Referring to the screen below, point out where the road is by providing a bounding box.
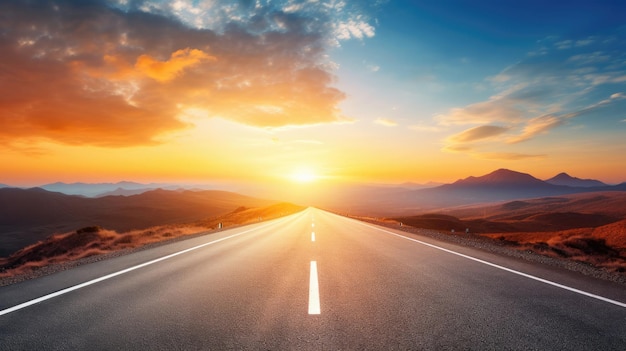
[1,207,626,349]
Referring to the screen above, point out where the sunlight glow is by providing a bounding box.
[290,168,319,183]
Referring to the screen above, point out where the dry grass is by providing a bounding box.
[0,203,304,278]
[482,225,626,273]
[394,194,626,273]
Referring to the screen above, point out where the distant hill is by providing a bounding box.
[40,181,177,197]
[95,187,160,197]
[439,192,626,220]
[0,184,10,189]
[0,188,275,257]
[395,181,443,190]
[396,191,626,235]
[545,172,607,187]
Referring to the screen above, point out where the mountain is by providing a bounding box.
[39,181,176,197]
[95,187,160,197]
[411,169,576,208]
[0,184,11,189]
[397,181,443,190]
[545,172,607,187]
[451,168,547,186]
[0,188,275,257]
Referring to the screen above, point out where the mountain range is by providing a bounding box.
[314,169,626,215]
[38,181,187,197]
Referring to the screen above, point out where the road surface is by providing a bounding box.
[1,208,625,349]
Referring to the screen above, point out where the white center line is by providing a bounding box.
[312,223,315,227]
[308,261,321,314]
[311,231,316,242]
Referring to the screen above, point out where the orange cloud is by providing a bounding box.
[448,125,509,143]
[374,118,398,127]
[507,115,563,144]
[135,48,216,82]
[436,99,526,126]
[473,152,546,160]
[0,1,350,148]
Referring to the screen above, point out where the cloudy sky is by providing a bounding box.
[1,0,625,188]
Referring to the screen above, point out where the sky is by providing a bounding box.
[1,0,626,191]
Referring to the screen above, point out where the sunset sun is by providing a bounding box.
[289,168,319,183]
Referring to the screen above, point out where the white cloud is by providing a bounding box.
[374,118,397,127]
[366,64,380,72]
[436,33,626,159]
[555,40,573,50]
[335,20,375,40]
[575,39,594,47]
[568,51,611,64]
[409,124,443,132]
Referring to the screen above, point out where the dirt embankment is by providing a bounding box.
[0,203,304,285]
[392,210,626,275]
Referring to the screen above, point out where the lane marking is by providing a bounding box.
[308,261,321,314]
[312,223,315,228]
[311,231,316,242]
[352,220,626,309]
[0,220,282,317]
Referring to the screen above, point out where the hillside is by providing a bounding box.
[440,192,626,220]
[0,188,275,257]
[0,203,305,280]
[394,191,626,272]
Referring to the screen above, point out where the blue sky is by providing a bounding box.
[329,0,626,181]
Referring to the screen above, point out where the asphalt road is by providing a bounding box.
[1,208,626,350]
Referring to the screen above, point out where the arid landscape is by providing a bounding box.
[2,168,625,281]
[392,191,626,272]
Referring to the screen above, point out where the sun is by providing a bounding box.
[289,168,319,183]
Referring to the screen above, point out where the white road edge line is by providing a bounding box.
[308,261,321,314]
[0,220,280,317]
[353,220,626,309]
[311,231,316,242]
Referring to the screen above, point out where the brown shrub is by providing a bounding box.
[113,234,133,245]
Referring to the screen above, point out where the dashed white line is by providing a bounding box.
[308,261,321,314]
[311,231,316,242]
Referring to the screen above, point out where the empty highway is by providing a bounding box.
[1,208,625,350]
